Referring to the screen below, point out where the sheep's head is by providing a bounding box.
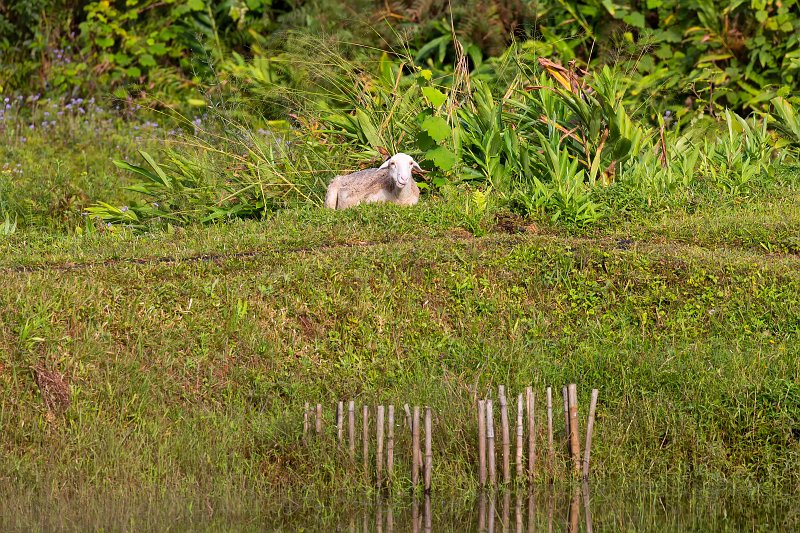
[379,153,423,188]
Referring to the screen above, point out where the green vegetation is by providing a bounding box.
[1,0,800,528]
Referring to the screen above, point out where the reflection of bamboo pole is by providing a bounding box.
[316,403,323,436]
[387,498,394,533]
[337,401,344,444]
[502,491,510,533]
[527,490,535,533]
[424,494,432,533]
[547,490,553,533]
[478,491,487,532]
[412,407,421,487]
[546,388,554,474]
[387,405,395,485]
[488,491,496,533]
[377,495,384,533]
[499,386,510,484]
[478,400,487,486]
[583,389,599,480]
[363,405,370,477]
[377,405,385,486]
[568,384,581,473]
[424,407,433,493]
[516,393,524,480]
[567,486,580,533]
[486,400,496,487]
[348,401,355,459]
[582,481,594,533]
[526,387,535,480]
[412,496,420,533]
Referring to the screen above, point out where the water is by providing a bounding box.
[3,482,796,531]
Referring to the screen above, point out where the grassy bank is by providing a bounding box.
[1,181,799,525]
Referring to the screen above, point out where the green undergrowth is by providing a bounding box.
[1,196,799,525]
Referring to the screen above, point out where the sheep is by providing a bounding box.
[324,153,423,210]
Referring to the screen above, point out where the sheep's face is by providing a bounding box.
[380,153,422,188]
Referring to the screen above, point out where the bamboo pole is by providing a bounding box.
[424,407,432,493]
[582,389,599,480]
[546,387,554,474]
[486,399,496,486]
[348,400,355,460]
[316,403,323,436]
[478,399,487,486]
[568,384,581,473]
[337,401,344,444]
[515,491,523,533]
[561,387,569,453]
[303,402,309,441]
[363,405,370,477]
[526,387,535,480]
[412,406,421,487]
[405,403,420,470]
[387,405,395,485]
[499,386,510,484]
[516,393,524,480]
[377,405,385,486]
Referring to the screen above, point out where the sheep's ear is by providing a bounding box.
[379,158,393,169]
[411,161,426,173]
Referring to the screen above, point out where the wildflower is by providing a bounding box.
[121,206,129,212]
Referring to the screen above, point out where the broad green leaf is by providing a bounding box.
[422,87,447,108]
[420,116,451,142]
[426,146,457,171]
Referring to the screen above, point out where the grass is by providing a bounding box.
[1,187,799,526]
[2,98,800,529]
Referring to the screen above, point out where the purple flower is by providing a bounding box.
[121,206,129,212]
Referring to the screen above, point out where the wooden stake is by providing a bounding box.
[424,407,432,493]
[362,405,370,477]
[516,393,524,480]
[377,405,385,486]
[387,405,395,485]
[515,491,523,533]
[304,402,309,441]
[478,400,487,486]
[348,400,355,460]
[568,384,580,473]
[412,497,420,533]
[546,387,554,473]
[502,491,510,531]
[478,491,486,532]
[486,399,496,487]
[582,389,599,480]
[562,386,569,453]
[316,403,323,436]
[582,481,594,533]
[412,406,421,487]
[526,387,535,480]
[337,401,344,444]
[499,386,510,484]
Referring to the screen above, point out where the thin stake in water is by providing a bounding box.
[424,407,432,493]
[526,387,535,480]
[516,393,524,480]
[387,405,395,485]
[348,400,355,460]
[582,389,599,480]
[486,399,496,487]
[499,385,510,484]
[478,399,487,486]
[377,405,385,486]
